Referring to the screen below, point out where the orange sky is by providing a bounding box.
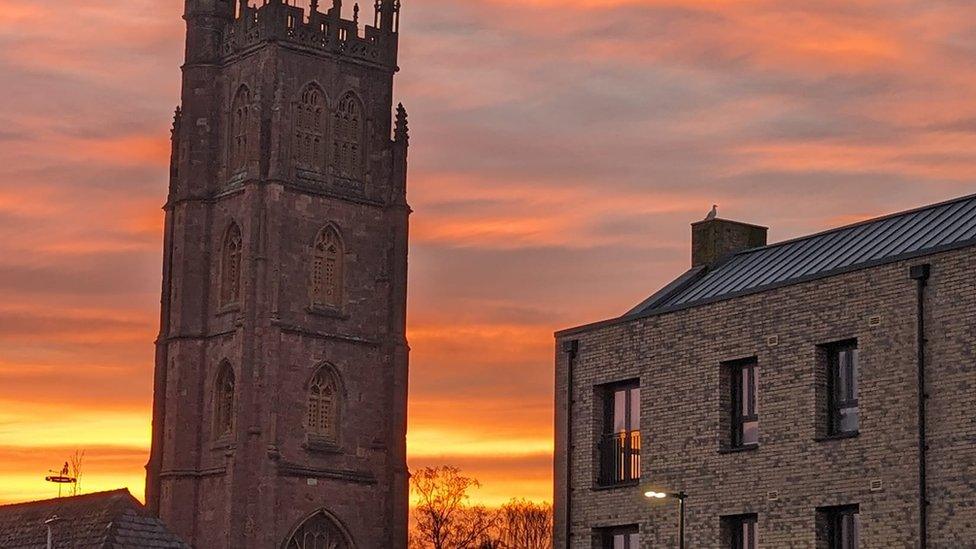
[2,0,976,507]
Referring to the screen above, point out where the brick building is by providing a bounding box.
[554,194,976,547]
[145,1,410,547]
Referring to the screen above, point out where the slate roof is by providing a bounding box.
[0,489,190,549]
[624,192,976,319]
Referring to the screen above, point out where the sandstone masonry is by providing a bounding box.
[145,1,410,547]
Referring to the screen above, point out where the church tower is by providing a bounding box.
[146,0,410,547]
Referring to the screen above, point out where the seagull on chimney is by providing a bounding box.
[705,205,718,220]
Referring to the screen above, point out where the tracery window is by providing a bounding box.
[311,226,343,309]
[214,362,236,438]
[307,365,340,443]
[285,510,350,549]
[221,223,243,307]
[332,93,364,180]
[230,86,251,171]
[296,84,327,172]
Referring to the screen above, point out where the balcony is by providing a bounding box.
[599,430,641,486]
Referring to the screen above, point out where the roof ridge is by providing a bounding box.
[728,191,976,258]
[0,489,134,510]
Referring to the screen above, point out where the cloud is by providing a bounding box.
[3,0,976,508]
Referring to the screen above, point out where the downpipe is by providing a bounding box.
[909,263,930,549]
[562,339,579,548]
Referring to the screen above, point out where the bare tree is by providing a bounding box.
[411,466,500,549]
[498,499,552,549]
[69,449,85,496]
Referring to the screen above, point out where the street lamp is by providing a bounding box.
[645,490,688,549]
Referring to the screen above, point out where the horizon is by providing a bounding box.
[3,0,976,508]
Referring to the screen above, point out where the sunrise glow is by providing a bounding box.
[2,0,976,511]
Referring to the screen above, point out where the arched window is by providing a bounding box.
[214,362,236,438]
[295,84,327,172]
[307,365,340,443]
[221,222,243,306]
[311,225,343,309]
[332,93,364,180]
[231,86,251,171]
[284,510,351,549]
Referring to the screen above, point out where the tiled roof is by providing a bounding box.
[0,489,189,549]
[628,192,976,317]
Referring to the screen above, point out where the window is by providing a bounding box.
[230,86,250,171]
[598,382,640,486]
[730,359,759,448]
[295,84,327,172]
[722,514,758,549]
[220,223,243,307]
[307,365,340,443]
[827,341,859,435]
[332,93,363,179]
[597,525,639,549]
[285,510,351,549]
[311,225,344,309]
[818,505,859,549]
[214,362,235,438]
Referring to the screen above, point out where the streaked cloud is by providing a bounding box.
[2,0,976,507]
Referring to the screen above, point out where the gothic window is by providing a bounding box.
[285,510,351,549]
[231,86,251,171]
[221,222,243,307]
[295,84,327,172]
[311,226,344,309]
[214,362,236,438]
[307,365,340,443]
[332,93,364,180]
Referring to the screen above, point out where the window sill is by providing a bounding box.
[591,480,640,492]
[217,303,241,316]
[719,444,759,455]
[304,437,342,454]
[815,432,860,443]
[306,305,349,320]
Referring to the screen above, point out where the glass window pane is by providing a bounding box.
[741,368,750,415]
[850,349,859,399]
[742,420,759,445]
[837,352,850,399]
[752,367,759,415]
[614,390,627,433]
[630,388,640,431]
[852,512,860,548]
[841,515,852,549]
[840,407,859,433]
[613,534,625,549]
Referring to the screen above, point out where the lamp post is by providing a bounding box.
[645,490,688,549]
[44,515,60,549]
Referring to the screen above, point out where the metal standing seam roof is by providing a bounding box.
[628,192,976,317]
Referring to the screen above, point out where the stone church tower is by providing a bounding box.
[145,1,410,547]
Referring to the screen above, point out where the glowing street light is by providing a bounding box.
[645,489,688,549]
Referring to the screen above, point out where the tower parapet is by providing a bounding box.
[223,0,400,68]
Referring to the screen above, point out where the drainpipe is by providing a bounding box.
[909,263,930,549]
[561,339,579,548]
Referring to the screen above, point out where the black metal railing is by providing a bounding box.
[599,430,641,486]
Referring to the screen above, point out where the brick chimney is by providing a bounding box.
[692,217,768,267]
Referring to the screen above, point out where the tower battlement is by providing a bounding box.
[222,0,400,68]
